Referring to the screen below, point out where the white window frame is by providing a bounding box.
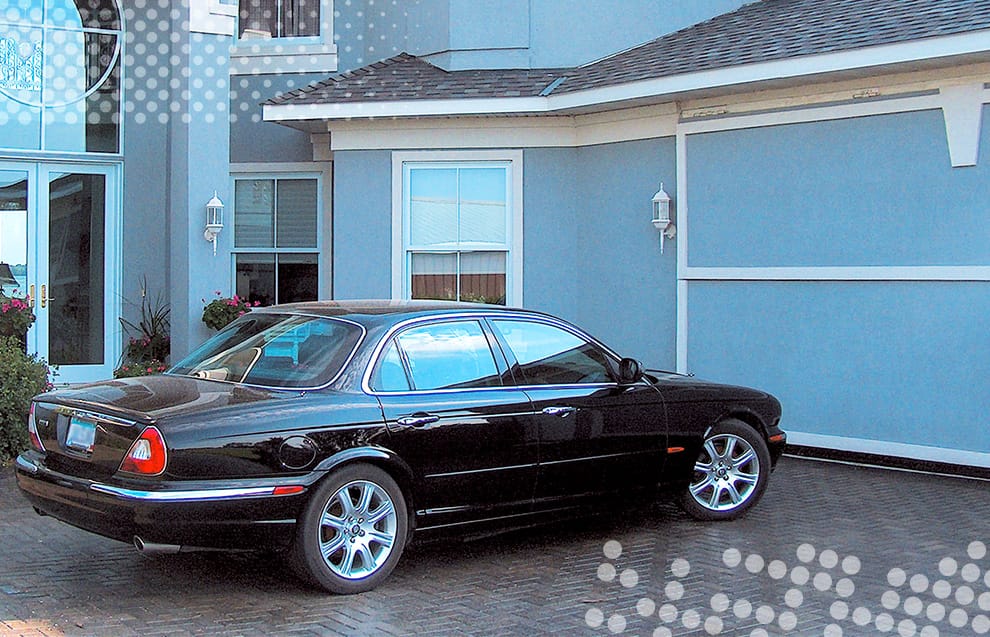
[229,167,327,303]
[391,150,524,307]
[229,0,337,75]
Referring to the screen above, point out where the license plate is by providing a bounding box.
[65,417,96,453]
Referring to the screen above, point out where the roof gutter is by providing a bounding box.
[264,29,990,123]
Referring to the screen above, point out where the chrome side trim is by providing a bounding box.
[15,455,38,474]
[89,484,292,502]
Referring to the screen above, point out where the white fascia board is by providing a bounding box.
[265,30,990,124]
[264,97,550,122]
[681,266,990,282]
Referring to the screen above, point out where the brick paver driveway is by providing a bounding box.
[2,456,988,636]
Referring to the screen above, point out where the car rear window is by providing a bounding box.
[169,313,363,388]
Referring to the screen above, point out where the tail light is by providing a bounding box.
[27,403,45,452]
[118,426,168,476]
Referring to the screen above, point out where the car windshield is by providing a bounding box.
[169,313,363,389]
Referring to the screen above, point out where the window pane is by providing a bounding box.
[493,320,613,385]
[0,173,28,296]
[371,341,410,392]
[282,0,320,36]
[234,179,275,248]
[277,253,318,303]
[235,253,275,306]
[397,321,500,390]
[275,178,317,248]
[458,168,506,245]
[459,251,505,305]
[410,252,456,301]
[409,168,457,246]
[238,0,277,38]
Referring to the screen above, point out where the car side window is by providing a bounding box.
[371,341,411,392]
[379,320,501,391]
[491,320,613,385]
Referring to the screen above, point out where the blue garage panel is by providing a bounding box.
[687,107,990,268]
[687,280,990,453]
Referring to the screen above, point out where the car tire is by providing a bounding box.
[290,463,408,594]
[679,419,771,521]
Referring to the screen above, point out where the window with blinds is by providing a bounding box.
[232,177,319,306]
[403,164,511,305]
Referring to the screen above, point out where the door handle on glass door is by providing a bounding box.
[28,284,35,308]
[542,406,577,417]
[41,284,54,308]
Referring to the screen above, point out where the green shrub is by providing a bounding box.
[0,336,53,463]
[114,359,168,378]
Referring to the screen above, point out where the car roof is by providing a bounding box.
[252,299,545,326]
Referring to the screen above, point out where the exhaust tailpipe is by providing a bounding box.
[133,536,182,555]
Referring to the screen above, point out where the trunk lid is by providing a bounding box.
[31,374,287,481]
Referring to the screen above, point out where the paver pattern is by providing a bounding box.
[1,456,988,636]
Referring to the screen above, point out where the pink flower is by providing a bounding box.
[253,301,261,306]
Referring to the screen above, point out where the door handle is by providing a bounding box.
[28,284,35,308]
[397,413,440,427]
[41,284,54,308]
[542,406,577,417]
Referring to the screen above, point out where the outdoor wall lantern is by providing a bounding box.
[204,191,224,255]
[651,182,676,254]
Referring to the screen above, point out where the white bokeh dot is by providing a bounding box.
[973,615,990,635]
[836,577,855,598]
[919,626,938,637]
[969,541,987,560]
[607,614,626,634]
[796,543,816,563]
[745,554,765,574]
[784,588,803,608]
[779,611,797,631]
[882,590,901,610]
[853,606,872,626]
[820,550,839,569]
[637,598,656,617]
[733,598,752,619]
[927,602,946,622]
[962,563,981,583]
[814,572,833,591]
[671,558,690,578]
[722,548,741,568]
[889,568,908,587]
[825,625,843,637]
[932,580,951,599]
[586,608,604,628]
[940,558,958,578]
[910,574,929,593]
[768,560,787,579]
[876,613,895,632]
[619,568,638,588]
[790,566,810,586]
[957,585,975,606]
[658,603,678,623]
[597,563,616,582]
[682,609,701,630]
[904,596,923,616]
[755,605,775,625]
[711,593,730,613]
[831,601,849,620]
[949,608,968,628]
[898,619,917,637]
[653,628,672,637]
[665,580,684,601]
[704,616,723,635]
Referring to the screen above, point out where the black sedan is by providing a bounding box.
[15,301,785,594]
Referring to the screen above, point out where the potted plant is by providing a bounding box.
[202,292,260,331]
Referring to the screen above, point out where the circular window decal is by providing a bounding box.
[0,0,123,109]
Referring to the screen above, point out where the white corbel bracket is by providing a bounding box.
[940,83,985,167]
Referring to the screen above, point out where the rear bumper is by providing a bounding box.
[15,452,311,551]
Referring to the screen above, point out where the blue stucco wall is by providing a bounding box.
[683,107,990,454]
[332,150,393,299]
[687,108,990,267]
[526,140,679,368]
[688,281,990,452]
[330,138,678,368]
[229,74,328,163]
[332,0,751,71]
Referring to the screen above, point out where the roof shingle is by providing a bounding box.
[267,0,990,108]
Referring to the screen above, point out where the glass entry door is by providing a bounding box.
[0,162,118,383]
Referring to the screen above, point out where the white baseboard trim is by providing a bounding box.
[786,431,990,469]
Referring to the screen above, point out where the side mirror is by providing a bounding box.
[618,358,644,384]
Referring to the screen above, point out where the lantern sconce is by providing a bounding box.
[651,182,676,254]
[204,191,224,256]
